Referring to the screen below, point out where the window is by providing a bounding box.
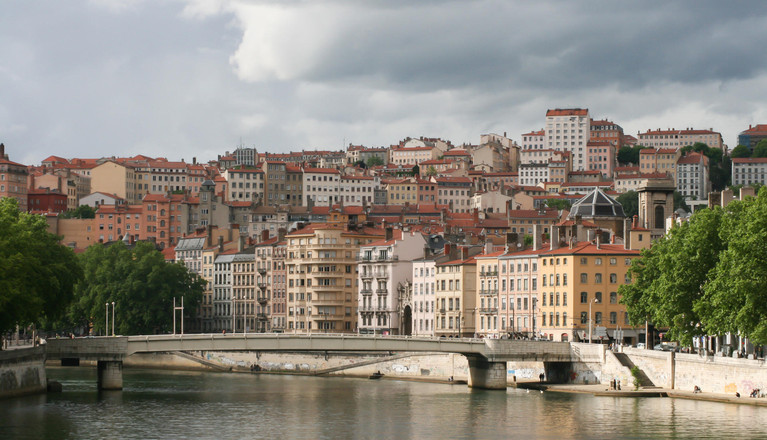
[580,312,587,324]
[595,292,603,303]
[610,292,617,304]
[610,312,617,324]
[580,292,587,303]
[595,312,602,324]
[595,258,602,265]
[595,273,602,283]
[580,273,588,283]
[610,273,617,283]
[580,257,587,265]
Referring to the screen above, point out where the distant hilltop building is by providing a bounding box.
[737,124,767,152]
[637,128,723,150]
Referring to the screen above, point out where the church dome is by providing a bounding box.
[567,187,626,219]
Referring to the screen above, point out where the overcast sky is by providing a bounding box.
[3,0,767,165]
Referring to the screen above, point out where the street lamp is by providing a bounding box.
[105,302,109,337]
[111,301,115,336]
[588,298,600,344]
[532,297,537,339]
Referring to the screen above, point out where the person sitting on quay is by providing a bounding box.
[693,385,702,394]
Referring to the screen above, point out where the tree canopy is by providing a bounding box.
[620,187,767,345]
[59,204,96,219]
[616,191,639,218]
[545,198,571,210]
[679,142,730,191]
[366,156,384,167]
[731,145,751,159]
[0,198,82,339]
[67,241,205,335]
[617,145,648,166]
[752,139,767,158]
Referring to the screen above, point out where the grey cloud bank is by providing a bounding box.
[1,0,767,165]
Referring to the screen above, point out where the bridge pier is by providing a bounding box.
[467,356,507,390]
[97,360,123,390]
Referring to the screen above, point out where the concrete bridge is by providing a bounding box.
[45,334,605,390]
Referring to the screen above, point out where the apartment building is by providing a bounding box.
[589,119,624,147]
[389,146,439,166]
[357,229,426,335]
[90,160,139,204]
[518,163,550,187]
[474,251,502,337]
[286,224,384,334]
[738,124,767,151]
[545,108,591,171]
[521,130,545,150]
[435,249,477,337]
[637,128,723,150]
[732,157,767,186]
[224,168,264,203]
[499,248,539,337]
[142,193,185,248]
[94,204,143,243]
[639,148,681,180]
[264,162,303,207]
[303,167,341,206]
[434,177,473,213]
[213,250,237,332]
[676,152,709,201]
[586,141,615,177]
[384,177,418,205]
[538,238,640,343]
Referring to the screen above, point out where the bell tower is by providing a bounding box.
[638,179,675,240]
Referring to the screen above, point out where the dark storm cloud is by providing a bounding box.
[2,0,767,164]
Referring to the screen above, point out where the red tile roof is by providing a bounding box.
[546,108,588,117]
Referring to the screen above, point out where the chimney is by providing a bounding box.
[193,157,197,165]
[0,143,4,159]
[444,243,452,256]
[218,236,224,253]
[586,229,595,242]
[473,208,479,223]
[533,224,541,250]
[596,231,601,250]
[624,218,632,250]
[278,228,287,241]
[485,239,493,255]
[207,224,213,247]
[505,232,518,252]
[550,225,560,250]
[385,227,394,241]
[460,246,469,260]
[261,229,270,243]
[238,234,245,252]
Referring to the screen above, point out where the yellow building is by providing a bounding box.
[435,253,477,337]
[286,224,383,333]
[474,251,503,337]
[383,177,418,205]
[537,242,640,343]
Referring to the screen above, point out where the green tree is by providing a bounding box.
[752,139,767,158]
[730,145,751,159]
[619,207,726,345]
[617,145,648,166]
[701,188,767,343]
[545,198,571,210]
[0,198,82,343]
[59,204,96,219]
[411,165,420,176]
[425,166,438,177]
[673,191,690,212]
[616,191,639,218]
[69,241,205,335]
[366,156,384,167]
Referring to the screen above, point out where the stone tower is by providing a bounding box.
[638,179,675,240]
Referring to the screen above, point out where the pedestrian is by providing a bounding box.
[539,373,545,382]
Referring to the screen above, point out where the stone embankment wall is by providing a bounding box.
[621,347,767,394]
[0,346,46,398]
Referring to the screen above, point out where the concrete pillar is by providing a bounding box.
[97,360,123,390]
[467,357,507,390]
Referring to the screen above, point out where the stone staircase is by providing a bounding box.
[613,352,657,388]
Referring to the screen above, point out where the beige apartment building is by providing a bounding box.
[637,128,723,150]
[286,224,384,333]
[639,148,681,180]
[90,160,140,204]
[435,251,477,337]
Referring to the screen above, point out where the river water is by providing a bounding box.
[1,367,766,439]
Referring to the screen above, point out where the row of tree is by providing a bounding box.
[730,139,767,159]
[0,198,204,344]
[619,187,767,345]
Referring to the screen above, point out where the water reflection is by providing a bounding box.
[0,367,766,440]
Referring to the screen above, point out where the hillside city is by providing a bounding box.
[2,108,767,346]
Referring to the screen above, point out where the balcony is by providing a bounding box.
[439,308,446,314]
[374,272,389,279]
[257,297,268,305]
[257,313,268,321]
[360,288,373,295]
[480,289,499,296]
[258,283,267,290]
[359,304,376,312]
[375,289,388,295]
[479,307,498,314]
[257,268,267,275]
[313,284,341,291]
[360,272,374,280]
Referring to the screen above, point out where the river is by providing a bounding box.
[1,367,766,439]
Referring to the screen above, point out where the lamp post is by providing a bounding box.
[588,298,599,344]
[105,302,109,337]
[111,301,115,336]
[532,297,537,339]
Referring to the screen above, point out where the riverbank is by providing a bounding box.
[0,346,46,398]
[514,381,767,407]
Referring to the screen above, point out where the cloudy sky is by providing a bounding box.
[2,0,767,165]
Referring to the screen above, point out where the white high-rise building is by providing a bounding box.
[544,108,591,171]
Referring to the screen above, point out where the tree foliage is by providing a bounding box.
[617,145,649,166]
[68,241,205,335]
[679,142,729,191]
[620,188,767,345]
[731,145,751,159]
[673,191,690,212]
[545,198,571,210]
[753,139,767,158]
[0,198,82,338]
[366,156,384,167]
[616,191,639,218]
[59,204,96,219]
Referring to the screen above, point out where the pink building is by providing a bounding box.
[586,141,615,178]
